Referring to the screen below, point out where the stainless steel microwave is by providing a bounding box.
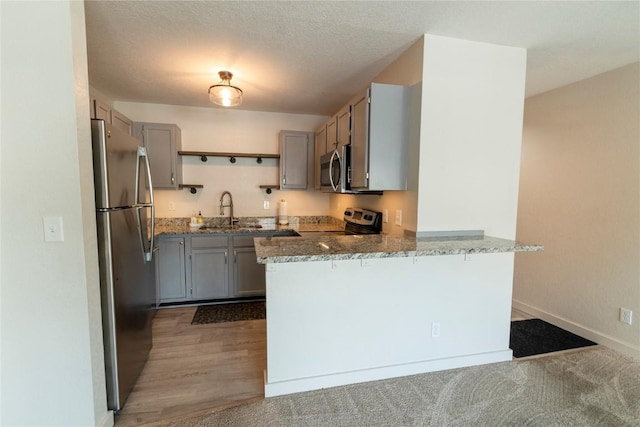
[320,145,350,193]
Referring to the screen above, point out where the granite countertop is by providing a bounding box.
[254,234,543,263]
[154,220,344,236]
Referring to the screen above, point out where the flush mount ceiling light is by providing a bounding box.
[208,71,243,107]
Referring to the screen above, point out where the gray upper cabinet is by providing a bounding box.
[92,98,111,122]
[336,104,351,147]
[350,83,409,191]
[91,98,133,135]
[91,97,133,136]
[133,122,183,189]
[326,116,337,151]
[280,130,310,190]
[314,125,327,189]
[111,110,133,136]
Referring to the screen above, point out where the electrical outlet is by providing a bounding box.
[263,200,270,209]
[168,201,176,211]
[395,209,402,226]
[619,308,633,325]
[464,253,473,261]
[383,209,389,223]
[431,322,441,338]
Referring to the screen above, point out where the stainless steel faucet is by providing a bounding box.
[219,191,235,226]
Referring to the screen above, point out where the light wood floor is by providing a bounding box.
[115,307,266,426]
[116,306,534,426]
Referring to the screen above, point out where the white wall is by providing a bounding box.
[265,252,515,396]
[114,102,330,219]
[514,63,640,358]
[418,35,526,238]
[1,2,110,426]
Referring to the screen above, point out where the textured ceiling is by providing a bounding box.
[84,1,640,116]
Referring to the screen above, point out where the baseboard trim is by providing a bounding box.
[512,299,640,360]
[96,410,114,427]
[265,350,512,397]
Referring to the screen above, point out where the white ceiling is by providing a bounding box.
[84,1,640,116]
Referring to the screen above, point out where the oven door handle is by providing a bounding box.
[329,149,340,192]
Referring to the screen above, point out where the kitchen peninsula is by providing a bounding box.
[254,233,542,397]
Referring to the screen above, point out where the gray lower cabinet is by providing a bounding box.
[190,235,229,300]
[191,249,229,299]
[132,122,183,189]
[156,236,187,303]
[157,232,285,304]
[232,236,265,296]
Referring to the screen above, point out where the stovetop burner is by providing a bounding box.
[343,208,382,235]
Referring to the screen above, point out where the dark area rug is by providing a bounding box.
[191,301,265,325]
[510,318,596,358]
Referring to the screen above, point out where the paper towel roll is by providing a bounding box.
[278,199,288,225]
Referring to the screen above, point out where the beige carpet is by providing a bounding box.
[152,346,640,426]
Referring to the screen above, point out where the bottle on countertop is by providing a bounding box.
[278,199,288,225]
[197,210,204,224]
[190,211,197,226]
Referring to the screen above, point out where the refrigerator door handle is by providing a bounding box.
[135,146,155,263]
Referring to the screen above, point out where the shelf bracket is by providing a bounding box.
[200,155,208,162]
[259,185,280,194]
[179,184,203,194]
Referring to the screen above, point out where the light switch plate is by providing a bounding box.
[395,210,402,226]
[43,216,64,242]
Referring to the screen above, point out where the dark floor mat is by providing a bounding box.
[510,318,596,358]
[191,301,265,325]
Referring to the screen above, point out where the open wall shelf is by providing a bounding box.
[178,184,204,194]
[259,185,280,194]
[179,151,280,164]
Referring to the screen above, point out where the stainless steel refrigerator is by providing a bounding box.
[91,119,157,412]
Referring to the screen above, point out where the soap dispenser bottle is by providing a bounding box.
[197,210,204,224]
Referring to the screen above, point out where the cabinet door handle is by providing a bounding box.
[179,241,183,245]
[171,173,175,184]
[224,251,228,264]
[234,250,237,263]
